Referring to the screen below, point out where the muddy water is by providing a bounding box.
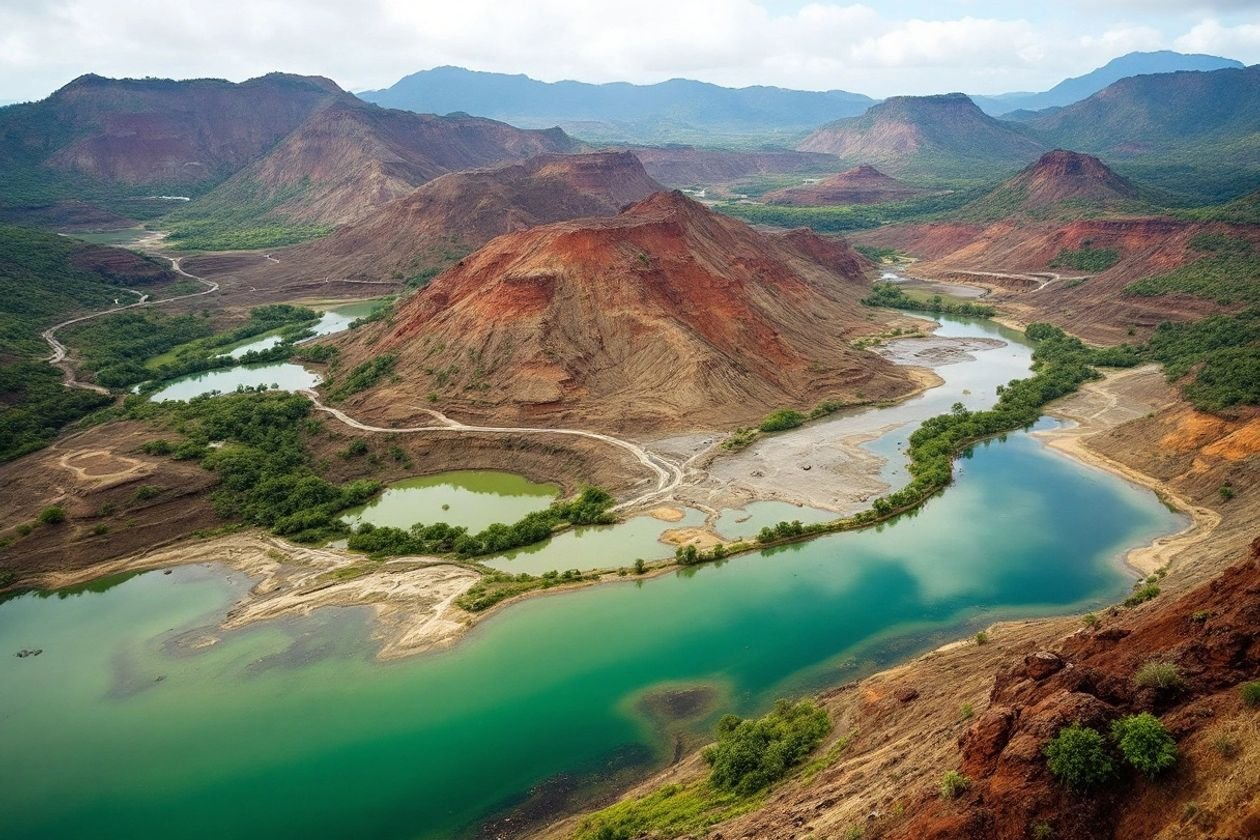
[1,309,1187,839]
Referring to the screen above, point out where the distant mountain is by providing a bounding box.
[958,150,1146,220]
[763,165,933,206]
[0,73,343,190]
[626,146,840,187]
[797,93,1044,180]
[1028,65,1260,157]
[179,97,576,229]
[359,66,875,142]
[972,51,1244,116]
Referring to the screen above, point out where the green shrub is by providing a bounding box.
[1125,582,1161,607]
[341,439,369,458]
[1044,724,1114,790]
[939,770,970,800]
[1134,661,1185,693]
[37,506,66,525]
[758,409,805,433]
[704,699,830,795]
[974,631,990,646]
[1242,681,1260,707]
[1111,713,1177,777]
[133,484,162,501]
[1050,246,1120,272]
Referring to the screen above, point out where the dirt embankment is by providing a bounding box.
[0,415,645,585]
[854,219,1259,344]
[539,367,1260,840]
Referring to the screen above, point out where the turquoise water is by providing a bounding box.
[0,430,1182,840]
[146,300,382,400]
[0,311,1186,838]
[341,470,559,532]
[484,508,708,574]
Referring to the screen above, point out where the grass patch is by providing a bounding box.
[863,281,995,317]
[1050,245,1120,272]
[1125,234,1260,306]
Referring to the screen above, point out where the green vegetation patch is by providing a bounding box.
[1045,724,1114,790]
[573,699,828,840]
[1050,245,1120,272]
[325,354,398,401]
[128,390,380,542]
[347,487,614,563]
[63,310,215,388]
[1145,308,1260,412]
[1112,713,1177,778]
[863,281,995,317]
[717,187,983,233]
[1125,234,1260,306]
[163,180,332,251]
[758,409,805,433]
[0,362,112,463]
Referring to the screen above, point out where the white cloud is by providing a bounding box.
[1175,18,1260,61]
[0,1,1250,103]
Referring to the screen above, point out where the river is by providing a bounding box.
[0,309,1185,839]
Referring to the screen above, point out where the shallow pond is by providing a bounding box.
[341,470,559,532]
[146,300,384,400]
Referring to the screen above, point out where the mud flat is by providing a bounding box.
[688,326,1016,514]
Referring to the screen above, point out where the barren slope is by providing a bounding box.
[248,152,661,285]
[764,165,934,206]
[192,99,579,227]
[333,191,916,432]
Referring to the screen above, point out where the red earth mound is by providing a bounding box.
[333,191,918,432]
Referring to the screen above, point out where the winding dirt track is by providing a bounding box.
[40,254,682,509]
[300,390,684,510]
[42,257,219,392]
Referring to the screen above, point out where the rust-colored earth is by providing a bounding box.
[333,190,918,433]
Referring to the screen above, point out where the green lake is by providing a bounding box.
[0,311,1186,838]
[145,300,384,401]
[341,470,559,532]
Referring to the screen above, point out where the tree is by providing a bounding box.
[1044,724,1114,790]
[37,505,66,525]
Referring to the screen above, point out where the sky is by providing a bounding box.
[1,0,1259,102]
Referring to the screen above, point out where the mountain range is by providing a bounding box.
[359,66,875,143]
[971,50,1244,115]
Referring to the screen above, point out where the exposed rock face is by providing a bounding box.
[334,191,916,432]
[269,152,661,282]
[797,93,1044,176]
[887,552,1260,840]
[764,165,932,206]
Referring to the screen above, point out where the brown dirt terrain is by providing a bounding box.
[538,368,1260,840]
[764,165,934,206]
[192,152,661,290]
[855,219,1258,343]
[199,98,578,227]
[0,414,646,587]
[332,190,918,433]
[626,147,841,188]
